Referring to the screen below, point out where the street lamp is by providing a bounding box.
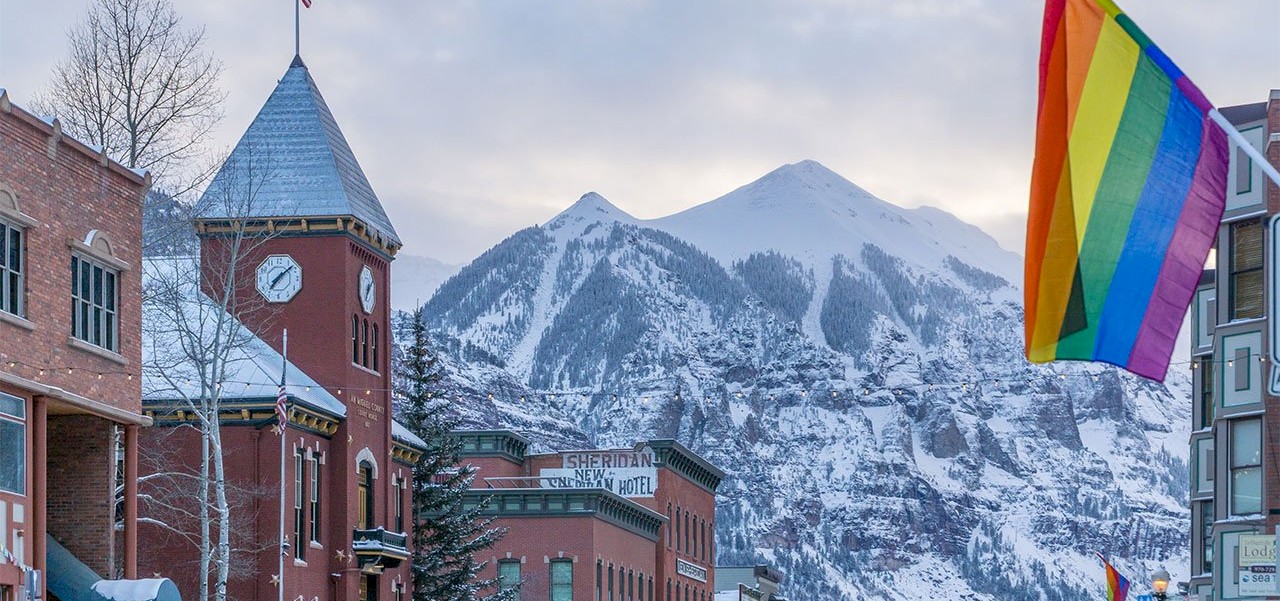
[1152,568,1171,601]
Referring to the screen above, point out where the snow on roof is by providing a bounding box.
[391,420,427,449]
[196,55,400,246]
[91,579,181,601]
[141,256,345,417]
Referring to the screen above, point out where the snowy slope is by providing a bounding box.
[410,160,1192,601]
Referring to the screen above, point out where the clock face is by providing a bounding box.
[256,255,302,303]
[359,265,375,314]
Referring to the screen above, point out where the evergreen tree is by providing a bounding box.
[399,307,516,601]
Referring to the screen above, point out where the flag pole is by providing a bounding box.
[1209,109,1280,188]
[294,0,300,57]
[278,328,288,601]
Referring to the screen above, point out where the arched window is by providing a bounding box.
[675,507,681,552]
[351,315,359,364]
[637,572,643,601]
[666,503,673,547]
[361,319,370,367]
[596,560,602,601]
[700,519,706,560]
[608,563,614,601]
[357,461,374,529]
[684,512,690,554]
[372,324,380,372]
[692,513,698,559]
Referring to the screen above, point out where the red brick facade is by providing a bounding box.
[458,431,723,601]
[0,90,148,594]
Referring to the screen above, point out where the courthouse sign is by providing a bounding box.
[540,447,658,498]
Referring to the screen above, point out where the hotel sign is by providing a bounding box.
[1238,534,1278,596]
[676,559,707,583]
[539,447,658,498]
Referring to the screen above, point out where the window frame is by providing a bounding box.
[1228,220,1264,321]
[550,559,573,601]
[0,392,25,495]
[1230,418,1263,515]
[1199,356,1214,429]
[70,254,120,352]
[0,218,24,318]
[497,560,521,597]
[357,461,374,529]
[309,454,321,545]
[294,451,306,561]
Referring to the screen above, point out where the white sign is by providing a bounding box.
[1239,566,1277,596]
[540,447,658,498]
[1240,534,1277,567]
[676,559,707,583]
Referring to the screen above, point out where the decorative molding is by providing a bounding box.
[0,184,37,228]
[0,310,34,331]
[69,230,131,272]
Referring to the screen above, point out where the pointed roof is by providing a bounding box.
[197,55,400,246]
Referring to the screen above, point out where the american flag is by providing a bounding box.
[276,385,288,429]
[301,0,312,8]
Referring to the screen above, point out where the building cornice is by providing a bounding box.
[194,215,400,259]
[646,439,725,493]
[461,488,665,542]
[452,429,531,464]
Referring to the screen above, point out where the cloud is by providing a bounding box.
[4,0,1277,264]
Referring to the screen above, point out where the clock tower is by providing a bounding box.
[189,54,410,601]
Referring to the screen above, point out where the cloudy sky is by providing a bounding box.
[2,0,1278,264]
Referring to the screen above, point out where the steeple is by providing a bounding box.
[197,57,401,251]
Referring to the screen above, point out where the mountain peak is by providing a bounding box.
[547,192,635,230]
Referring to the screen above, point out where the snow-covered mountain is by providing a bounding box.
[407,160,1191,600]
[391,254,460,311]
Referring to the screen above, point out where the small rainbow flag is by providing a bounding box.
[1025,0,1230,380]
[1096,553,1131,601]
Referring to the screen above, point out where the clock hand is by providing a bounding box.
[364,279,373,297]
[271,266,294,288]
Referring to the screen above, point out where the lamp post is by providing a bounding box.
[1152,568,1171,601]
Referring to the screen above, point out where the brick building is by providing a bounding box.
[137,55,423,601]
[453,430,724,601]
[0,90,150,598]
[1186,91,1280,601]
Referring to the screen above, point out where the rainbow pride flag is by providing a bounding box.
[1096,553,1131,601]
[1025,0,1229,380]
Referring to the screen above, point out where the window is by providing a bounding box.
[666,579,671,601]
[684,512,690,553]
[1199,500,1214,574]
[637,573,643,601]
[394,476,405,533]
[691,513,697,559]
[71,255,119,351]
[627,570,634,601]
[360,574,377,601]
[498,561,521,598]
[648,576,653,601]
[675,508,681,552]
[1231,418,1262,515]
[357,461,374,529]
[550,560,572,601]
[596,560,602,601]
[0,220,23,317]
[310,455,321,544]
[294,452,305,560]
[608,564,614,601]
[1199,356,1214,429]
[373,324,380,372]
[0,392,24,494]
[666,504,672,548]
[1237,145,1253,194]
[352,315,359,364]
[361,319,370,368]
[701,519,707,560]
[1229,220,1264,320]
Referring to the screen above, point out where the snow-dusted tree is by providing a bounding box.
[140,144,279,601]
[398,308,515,601]
[33,0,223,189]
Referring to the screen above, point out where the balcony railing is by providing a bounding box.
[352,527,410,567]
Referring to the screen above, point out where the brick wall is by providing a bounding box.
[0,103,145,410]
[46,415,116,576]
